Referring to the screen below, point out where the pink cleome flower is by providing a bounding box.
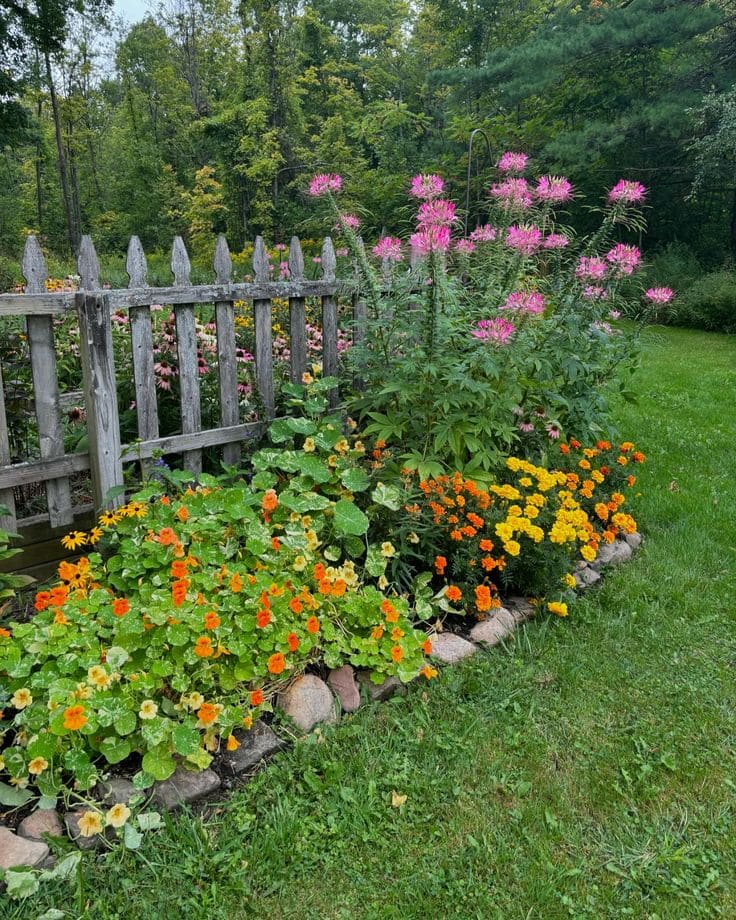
[608,179,647,205]
[645,286,675,304]
[471,317,516,344]
[583,285,608,300]
[576,256,607,281]
[489,177,532,209]
[279,261,290,279]
[469,224,497,243]
[417,199,457,227]
[308,173,342,197]
[410,174,445,200]
[506,224,543,255]
[455,238,476,255]
[536,176,573,205]
[335,213,361,231]
[502,290,546,314]
[409,225,451,255]
[372,236,403,261]
[497,151,529,174]
[605,243,641,275]
[543,233,569,250]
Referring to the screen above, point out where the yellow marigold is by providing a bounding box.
[580,544,597,562]
[504,540,521,556]
[562,573,577,589]
[547,601,568,617]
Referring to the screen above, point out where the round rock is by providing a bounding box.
[592,539,633,570]
[17,808,63,841]
[95,777,137,806]
[0,826,49,869]
[430,632,477,664]
[470,616,513,646]
[357,671,407,702]
[328,665,361,713]
[278,674,339,732]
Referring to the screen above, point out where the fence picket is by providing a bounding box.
[0,361,17,531]
[320,237,339,407]
[214,235,240,467]
[77,236,124,509]
[288,236,308,385]
[171,236,202,474]
[23,236,73,527]
[127,237,159,469]
[253,236,275,419]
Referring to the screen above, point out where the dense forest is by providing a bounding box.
[1,0,735,273]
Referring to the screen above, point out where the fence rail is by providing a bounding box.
[0,232,362,566]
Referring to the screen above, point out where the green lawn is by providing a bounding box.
[4,325,736,920]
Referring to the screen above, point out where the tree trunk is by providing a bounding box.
[44,51,80,253]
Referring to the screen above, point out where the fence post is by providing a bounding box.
[171,236,203,475]
[77,236,124,509]
[213,234,241,467]
[252,237,275,419]
[320,237,339,409]
[288,237,308,385]
[127,236,159,479]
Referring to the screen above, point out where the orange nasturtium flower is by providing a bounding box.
[250,689,265,706]
[63,705,88,731]
[194,636,214,658]
[256,609,271,628]
[422,638,432,655]
[390,645,404,663]
[267,652,286,675]
[112,598,130,618]
[446,585,463,603]
[421,665,438,680]
[175,505,189,523]
[371,625,384,640]
[158,527,177,545]
[289,597,303,615]
[262,489,278,514]
[287,632,300,652]
[306,616,320,634]
[0,627,11,638]
[172,579,189,606]
[381,599,399,623]
[203,611,220,630]
[171,560,188,579]
[226,734,240,751]
[230,573,243,593]
[197,702,218,725]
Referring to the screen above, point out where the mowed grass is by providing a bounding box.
[3,325,735,920]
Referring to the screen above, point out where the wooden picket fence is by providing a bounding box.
[0,232,363,575]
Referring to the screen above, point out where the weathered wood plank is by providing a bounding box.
[0,292,77,315]
[171,236,202,475]
[253,236,275,419]
[287,236,308,386]
[320,237,339,408]
[214,235,240,467]
[0,451,90,491]
[24,235,74,527]
[77,290,124,509]
[127,237,160,465]
[120,421,263,462]
[0,505,95,578]
[0,361,17,530]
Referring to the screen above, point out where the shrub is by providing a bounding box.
[673,271,736,333]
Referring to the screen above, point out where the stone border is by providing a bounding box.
[1,536,641,870]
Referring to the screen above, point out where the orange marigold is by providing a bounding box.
[434,555,447,575]
[446,585,462,603]
[475,584,493,613]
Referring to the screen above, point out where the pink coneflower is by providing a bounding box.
[312,256,322,264]
[336,213,361,231]
[471,317,516,344]
[608,179,647,205]
[518,422,535,433]
[489,178,532,209]
[576,256,607,281]
[645,286,674,304]
[372,236,403,261]
[605,243,641,276]
[455,238,476,255]
[409,225,452,254]
[308,173,342,196]
[497,151,528,174]
[469,224,497,243]
[410,174,445,200]
[536,176,573,204]
[279,261,290,279]
[502,290,546,314]
[583,285,608,300]
[506,224,543,255]
[543,233,569,250]
[417,199,457,228]
[546,425,560,440]
[275,243,287,252]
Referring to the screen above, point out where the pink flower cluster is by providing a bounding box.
[489,177,532,209]
[497,152,528,174]
[469,224,497,243]
[506,224,543,255]
[335,213,361,232]
[410,174,445,200]
[645,286,674,304]
[502,291,546,314]
[605,243,641,276]
[536,175,573,205]
[308,173,342,197]
[471,317,516,344]
[576,256,607,281]
[417,199,457,227]
[410,225,451,255]
[583,285,608,300]
[372,236,403,261]
[455,238,476,255]
[543,233,569,250]
[608,179,647,205]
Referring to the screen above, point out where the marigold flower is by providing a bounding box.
[391,645,404,663]
[421,665,438,680]
[106,803,131,828]
[306,616,320,634]
[78,810,104,837]
[475,585,493,613]
[434,555,447,574]
[63,705,87,730]
[446,585,462,602]
[194,636,214,658]
[547,601,568,617]
[267,653,286,675]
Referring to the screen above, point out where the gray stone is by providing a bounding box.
[504,596,536,621]
[63,809,107,850]
[357,672,407,702]
[430,632,477,664]
[0,826,49,869]
[592,539,633,570]
[575,566,602,588]
[17,808,63,841]
[95,777,137,806]
[151,767,221,811]
[220,721,287,775]
[328,665,361,713]
[625,532,643,550]
[277,675,339,732]
[470,616,514,646]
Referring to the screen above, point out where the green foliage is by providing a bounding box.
[673,271,736,333]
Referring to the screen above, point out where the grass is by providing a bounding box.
[3,325,735,920]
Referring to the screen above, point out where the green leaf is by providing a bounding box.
[100,736,132,765]
[106,646,130,669]
[371,483,402,511]
[0,781,32,807]
[172,726,199,756]
[141,747,176,781]
[340,467,370,492]
[4,869,39,899]
[115,711,137,736]
[123,822,143,849]
[332,499,369,536]
[137,811,163,831]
